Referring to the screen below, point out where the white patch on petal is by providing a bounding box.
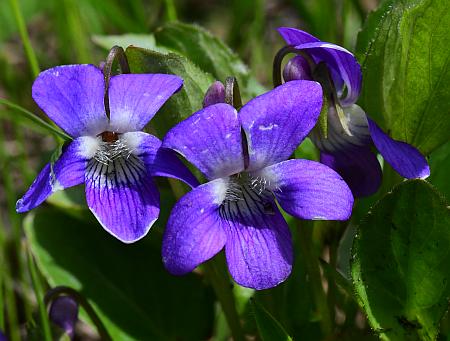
[51,179,64,192]
[211,177,229,205]
[318,43,353,54]
[253,167,279,191]
[200,208,205,214]
[108,111,133,133]
[78,136,101,159]
[120,132,143,155]
[225,133,232,139]
[258,123,278,131]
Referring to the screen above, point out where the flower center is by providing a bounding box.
[86,133,145,188]
[219,173,275,220]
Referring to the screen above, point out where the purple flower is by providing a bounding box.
[16,65,198,243]
[0,330,6,341]
[161,81,354,290]
[49,296,78,339]
[278,27,430,197]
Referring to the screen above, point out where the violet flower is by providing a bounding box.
[161,81,354,290]
[16,65,198,243]
[278,27,430,197]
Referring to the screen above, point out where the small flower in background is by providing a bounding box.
[161,80,354,290]
[0,330,6,341]
[278,27,430,197]
[49,296,78,339]
[202,80,225,108]
[16,65,198,243]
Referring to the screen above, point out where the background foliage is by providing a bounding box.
[0,0,449,340]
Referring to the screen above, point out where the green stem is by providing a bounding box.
[203,256,245,341]
[297,220,333,336]
[8,0,40,77]
[27,249,52,341]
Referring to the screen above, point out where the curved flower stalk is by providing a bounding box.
[161,80,354,290]
[16,64,198,243]
[277,27,430,197]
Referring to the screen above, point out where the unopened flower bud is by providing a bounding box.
[203,81,225,107]
[49,296,79,339]
[283,56,312,82]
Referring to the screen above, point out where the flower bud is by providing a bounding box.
[203,81,225,107]
[283,56,312,82]
[49,296,79,339]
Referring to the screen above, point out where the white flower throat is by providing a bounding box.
[219,172,276,220]
[86,131,145,188]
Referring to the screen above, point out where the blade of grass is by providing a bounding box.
[8,0,40,77]
[62,0,91,63]
[0,99,71,141]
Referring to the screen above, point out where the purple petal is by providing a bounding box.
[16,138,89,213]
[259,159,354,220]
[0,330,6,341]
[278,27,362,106]
[283,55,313,82]
[121,132,199,188]
[240,80,322,171]
[163,103,244,180]
[320,148,382,197]
[162,179,227,275]
[32,65,108,137]
[49,296,78,339]
[203,81,226,107]
[85,156,159,243]
[223,204,293,290]
[368,118,430,179]
[108,73,183,133]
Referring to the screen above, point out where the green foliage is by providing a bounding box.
[351,180,450,341]
[252,300,293,341]
[92,34,165,52]
[126,47,214,138]
[154,22,264,99]
[25,206,215,340]
[429,141,450,201]
[356,0,450,155]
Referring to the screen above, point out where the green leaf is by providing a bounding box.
[92,34,168,53]
[125,47,214,137]
[351,180,450,341]
[356,0,450,154]
[154,22,265,99]
[25,205,214,340]
[252,300,293,341]
[428,140,450,200]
